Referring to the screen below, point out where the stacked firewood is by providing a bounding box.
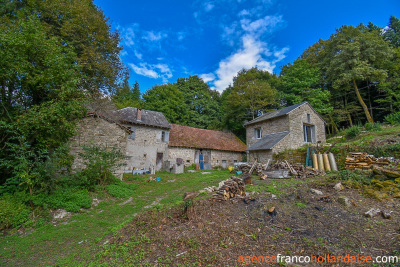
[345,152,400,178]
[345,152,376,171]
[210,176,245,201]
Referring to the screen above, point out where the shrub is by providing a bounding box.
[364,122,382,132]
[33,188,92,212]
[0,195,31,229]
[384,112,400,125]
[106,182,138,198]
[79,144,126,187]
[345,126,360,138]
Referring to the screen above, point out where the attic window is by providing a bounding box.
[254,128,262,139]
[307,113,311,123]
[161,131,169,143]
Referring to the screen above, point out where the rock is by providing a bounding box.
[338,196,351,207]
[334,182,344,191]
[187,170,196,173]
[364,208,381,218]
[393,192,400,198]
[271,194,277,199]
[92,198,100,207]
[201,172,211,174]
[381,210,392,219]
[310,189,323,195]
[119,197,133,205]
[314,206,325,211]
[53,209,71,219]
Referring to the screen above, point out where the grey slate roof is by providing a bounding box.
[246,131,290,151]
[117,107,171,129]
[244,102,307,126]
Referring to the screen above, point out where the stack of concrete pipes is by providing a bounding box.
[312,152,338,171]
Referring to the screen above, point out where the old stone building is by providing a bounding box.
[168,124,246,169]
[245,102,326,163]
[69,112,133,178]
[70,108,171,178]
[118,107,171,173]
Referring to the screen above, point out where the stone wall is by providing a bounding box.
[168,147,195,167]
[246,116,289,147]
[169,147,244,169]
[124,124,169,172]
[287,104,326,149]
[210,150,243,168]
[69,117,128,178]
[248,150,274,163]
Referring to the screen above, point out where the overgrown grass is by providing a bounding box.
[0,170,233,266]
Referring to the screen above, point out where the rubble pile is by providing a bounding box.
[210,176,245,202]
[270,161,325,178]
[237,162,268,179]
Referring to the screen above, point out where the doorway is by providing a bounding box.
[156,153,163,171]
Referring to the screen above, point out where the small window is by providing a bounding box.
[186,160,190,163]
[161,131,169,143]
[234,160,237,163]
[143,153,147,158]
[128,126,136,140]
[307,114,311,123]
[254,128,262,139]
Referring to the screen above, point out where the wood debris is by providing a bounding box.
[345,152,400,175]
[210,176,245,202]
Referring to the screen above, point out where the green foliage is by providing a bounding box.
[32,188,92,212]
[79,144,127,188]
[279,59,333,116]
[364,122,382,132]
[142,83,188,124]
[0,194,31,229]
[222,67,278,139]
[106,182,138,199]
[384,112,400,125]
[345,126,360,138]
[113,78,142,109]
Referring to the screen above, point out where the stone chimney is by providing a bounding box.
[137,108,142,121]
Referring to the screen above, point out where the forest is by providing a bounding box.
[0,0,399,229]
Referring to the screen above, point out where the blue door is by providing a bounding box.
[199,154,204,170]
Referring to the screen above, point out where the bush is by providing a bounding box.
[364,122,382,132]
[106,182,138,199]
[384,112,400,125]
[0,195,31,229]
[33,188,92,212]
[79,144,127,187]
[345,126,360,138]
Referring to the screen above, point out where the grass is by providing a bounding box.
[0,170,233,266]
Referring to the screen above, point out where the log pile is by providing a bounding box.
[269,161,325,178]
[210,176,245,201]
[345,152,400,178]
[345,152,377,171]
[237,162,268,180]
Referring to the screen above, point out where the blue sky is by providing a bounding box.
[94,0,399,93]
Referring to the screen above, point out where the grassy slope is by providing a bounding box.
[0,170,233,266]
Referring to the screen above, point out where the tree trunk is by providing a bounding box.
[353,79,374,123]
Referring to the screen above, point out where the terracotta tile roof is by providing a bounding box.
[169,124,246,152]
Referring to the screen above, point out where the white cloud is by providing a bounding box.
[143,31,167,42]
[204,2,214,12]
[199,73,216,83]
[133,50,142,60]
[238,9,250,17]
[211,35,288,92]
[240,15,283,35]
[123,26,137,47]
[129,63,172,83]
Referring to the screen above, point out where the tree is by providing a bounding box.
[279,59,333,116]
[113,78,142,109]
[321,24,394,123]
[142,84,188,124]
[384,16,400,47]
[222,68,278,140]
[176,76,221,129]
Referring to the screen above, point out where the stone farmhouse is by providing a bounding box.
[70,107,246,177]
[244,102,326,163]
[168,124,246,170]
